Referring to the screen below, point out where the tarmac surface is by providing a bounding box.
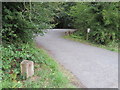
[35,29,118,88]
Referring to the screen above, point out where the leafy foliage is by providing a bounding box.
[54,2,76,28]
[2,2,72,88]
[2,44,40,81]
[1,44,74,88]
[2,2,56,44]
[68,2,119,45]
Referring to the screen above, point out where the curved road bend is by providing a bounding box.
[35,29,118,88]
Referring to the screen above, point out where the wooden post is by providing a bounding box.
[21,60,34,78]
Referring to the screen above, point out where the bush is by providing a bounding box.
[2,2,56,44]
[68,2,119,45]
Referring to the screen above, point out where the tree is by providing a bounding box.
[68,2,119,45]
[2,2,56,44]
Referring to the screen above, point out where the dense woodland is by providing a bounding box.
[1,2,119,88]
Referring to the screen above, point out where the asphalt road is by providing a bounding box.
[35,29,118,88]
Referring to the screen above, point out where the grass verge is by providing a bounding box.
[64,35,119,52]
[22,47,75,88]
[1,43,75,88]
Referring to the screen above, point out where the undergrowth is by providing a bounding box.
[1,43,75,88]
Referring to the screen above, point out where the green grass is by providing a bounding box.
[1,44,75,88]
[22,47,75,88]
[64,35,119,52]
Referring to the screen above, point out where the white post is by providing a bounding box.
[86,28,90,40]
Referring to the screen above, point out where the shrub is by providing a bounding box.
[2,2,56,44]
[68,2,119,45]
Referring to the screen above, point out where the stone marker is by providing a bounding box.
[21,60,34,78]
